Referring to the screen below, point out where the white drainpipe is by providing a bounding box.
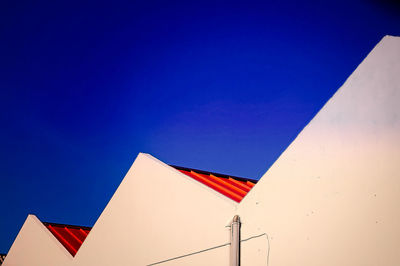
[230,215,241,266]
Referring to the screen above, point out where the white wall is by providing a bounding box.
[3,215,72,266]
[72,153,238,266]
[237,35,400,265]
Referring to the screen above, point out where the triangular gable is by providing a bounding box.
[3,215,72,266]
[72,153,239,265]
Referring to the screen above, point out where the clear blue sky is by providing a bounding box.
[1,0,399,253]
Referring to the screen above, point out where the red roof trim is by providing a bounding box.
[170,165,258,183]
[171,165,257,203]
[43,222,91,256]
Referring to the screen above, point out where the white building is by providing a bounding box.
[3,35,400,266]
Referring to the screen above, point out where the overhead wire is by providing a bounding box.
[146,232,270,266]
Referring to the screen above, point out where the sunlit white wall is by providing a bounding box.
[238,35,400,265]
[2,215,72,266]
[72,153,237,266]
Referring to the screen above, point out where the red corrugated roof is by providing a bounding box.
[171,165,257,203]
[43,222,91,256]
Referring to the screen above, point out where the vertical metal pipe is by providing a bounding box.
[230,215,240,266]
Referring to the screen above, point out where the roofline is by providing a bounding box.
[42,222,92,231]
[169,165,258,183]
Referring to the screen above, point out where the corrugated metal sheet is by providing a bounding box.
[171,165,257,203]
[43,222,91,256]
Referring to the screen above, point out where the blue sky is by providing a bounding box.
[1,0,399,252]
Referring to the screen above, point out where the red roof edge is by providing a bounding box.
[43,222,92,256]
[170,165,258,203]
[170,165,259,183]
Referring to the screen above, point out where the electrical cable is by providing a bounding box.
[146,233,270,265]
